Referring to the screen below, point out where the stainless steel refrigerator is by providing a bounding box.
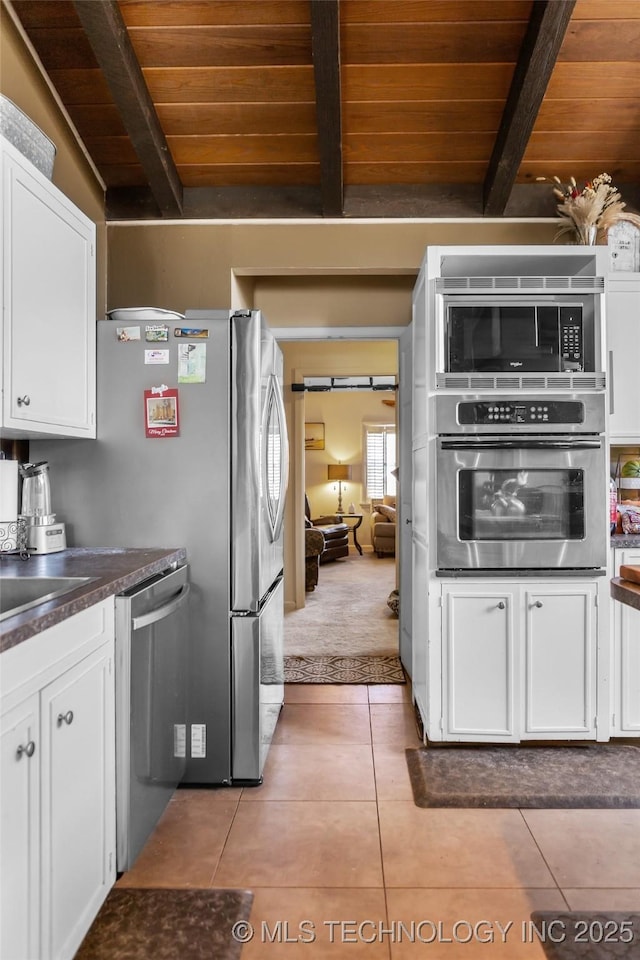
[32,309,289,786]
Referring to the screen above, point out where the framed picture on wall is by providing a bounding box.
[305,422,325,450]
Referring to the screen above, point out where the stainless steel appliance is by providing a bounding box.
[436,393,608,574]
[441,295,595,374]
[32,309,289,785]
[115,564,189,870]
[435,275,604,378]
[19,461,66,553]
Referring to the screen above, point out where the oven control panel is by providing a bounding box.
[457,400,585,425]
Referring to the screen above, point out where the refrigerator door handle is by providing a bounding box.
[132,582,190,631]
[231,573,283,618]
[272,374,289,541]
[262,373,289,542]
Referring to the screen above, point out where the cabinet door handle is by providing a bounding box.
[16,740,36,759]
[608,350,614,415]
[497,601,505,609]
[533,600,543,608]
[57,710,74,726]
[16,395,31,407]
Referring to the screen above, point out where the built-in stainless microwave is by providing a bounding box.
[443,296,596,374]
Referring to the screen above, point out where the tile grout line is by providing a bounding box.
[368,692,394,960]
[517,808,571,910]
[206,788,244,888]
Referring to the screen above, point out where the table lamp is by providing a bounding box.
[328,463,352,514]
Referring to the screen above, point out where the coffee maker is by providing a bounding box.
[20,461,67,553]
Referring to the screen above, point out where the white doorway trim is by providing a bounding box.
[272,326,404,341]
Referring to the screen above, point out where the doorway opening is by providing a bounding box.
[280,340,401,674]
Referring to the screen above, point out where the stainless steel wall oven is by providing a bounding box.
[435,394,607,575]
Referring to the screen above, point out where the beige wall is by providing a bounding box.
[106,219,557,313]
[1,3,106,314]
[304,391,396,541]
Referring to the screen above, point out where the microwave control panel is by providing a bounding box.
[559,307,583,366]
[457,400,585,425]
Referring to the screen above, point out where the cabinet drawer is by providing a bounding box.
[1,600,114,710]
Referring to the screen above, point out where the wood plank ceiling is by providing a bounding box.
[8,0,640,220]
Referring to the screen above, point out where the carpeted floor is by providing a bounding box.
[406,743,640,808]
[530,912,640,959]
[75,888,253,960]
[284,653,405,684]
[284,552,398,657]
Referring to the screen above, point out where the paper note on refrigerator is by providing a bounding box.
[177,342,206,383]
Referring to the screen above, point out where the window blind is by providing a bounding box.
[364,424,396,500]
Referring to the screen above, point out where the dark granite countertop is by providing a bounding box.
[611,533,640,549]
[0,547,187,653]
[611,577,640,612]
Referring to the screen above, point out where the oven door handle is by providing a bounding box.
[439,439,602,451]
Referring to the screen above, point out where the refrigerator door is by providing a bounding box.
[231,311,288,611]
[231,576,284,783]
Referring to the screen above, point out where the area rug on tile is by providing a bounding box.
[405,744,640,808]
[284,654,406,684]
[285,553,398,657]
[530,912,640,960]
[74,888,253,960]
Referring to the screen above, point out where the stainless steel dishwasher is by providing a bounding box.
[115,563,190,872]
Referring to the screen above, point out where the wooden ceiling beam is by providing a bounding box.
[71,0,183,217]
[483,0,576,217]
[310,0,343,217]
[105,181,626,222]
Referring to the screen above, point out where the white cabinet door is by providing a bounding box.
[0,695,40,960]
[1,138,96,438]
[524,584,597,738]
[443,587,518,740]
[40,645,115,960]
[613,549,640,734]
[607,279,640,443]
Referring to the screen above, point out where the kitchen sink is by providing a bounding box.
[0,576,95,623]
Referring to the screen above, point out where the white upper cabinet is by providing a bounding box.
[1,137,96,438]
[607,275,640,443]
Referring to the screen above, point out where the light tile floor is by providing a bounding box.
[118,683,640,957]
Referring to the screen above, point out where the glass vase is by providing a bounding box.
[575,224,598,245]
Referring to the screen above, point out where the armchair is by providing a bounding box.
[305,494,349,564]
[371,497,396,557]
[305,526,324,591]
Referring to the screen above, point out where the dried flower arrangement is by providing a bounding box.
[536,172,640,244]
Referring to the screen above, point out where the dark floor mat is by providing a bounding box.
[530,912,640,959]
[406,743,640,808]
[75,888,253,960]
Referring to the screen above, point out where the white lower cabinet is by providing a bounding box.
[442,581,598,742]
[0,602,116,960]
[612,549,640,736]
[40,646,114,960]
[0,695,40,960]
[443,587,517,740]
[524,584,596,738]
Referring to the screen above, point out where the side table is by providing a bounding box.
[336,513,364,555]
